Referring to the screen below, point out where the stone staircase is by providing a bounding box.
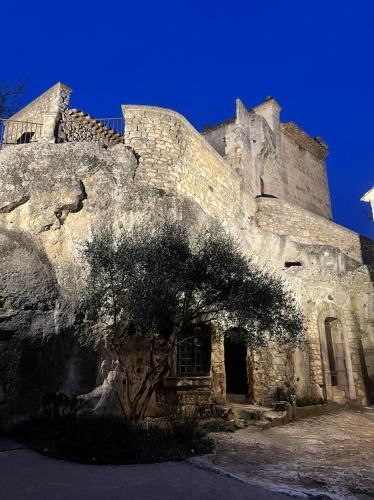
[59,109,124,146]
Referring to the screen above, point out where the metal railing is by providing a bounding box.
[0,119,42,149]
[95,118,125,137]
[59,111,125,146]
[0,116,125,149]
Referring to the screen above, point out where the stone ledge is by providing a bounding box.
[281,121,328,160]
[163,376,211,390]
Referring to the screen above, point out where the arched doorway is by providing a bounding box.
[321,317,350,401]
[224,337,249,403]
[325,318,348,390]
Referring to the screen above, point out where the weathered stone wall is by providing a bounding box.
[4,83,72,144]
[255,196,374,264]
[248,197,374,404]
[123,104,257,223]
[0,88,373,417]
[7,82,71,126]
[233,216,373,406]
[0,141,219,419]
[280,124,331,219]
[203,98,331,219]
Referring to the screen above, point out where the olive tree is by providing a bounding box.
[80,221,305,420]
[0,80,26,118]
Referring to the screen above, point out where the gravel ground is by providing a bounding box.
[208,407,374,499]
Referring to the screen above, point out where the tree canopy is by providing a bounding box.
[81,221,305,349]
[80,220,305,419]
[0,80,26,118]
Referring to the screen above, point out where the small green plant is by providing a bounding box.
[41,391,84,420]
[155,188,167,197]
[165,399,203,442]
[200,418,235,433]
[296,396,325,407]
[275,382,296,405]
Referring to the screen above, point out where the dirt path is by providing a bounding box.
[208,407,374,498]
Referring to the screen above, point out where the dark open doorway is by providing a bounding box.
[224,337,248,400]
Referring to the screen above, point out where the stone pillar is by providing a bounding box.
[41,112,59,143]
[210,328,226,404]
[253,97,281,132]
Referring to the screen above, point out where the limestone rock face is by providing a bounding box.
[0,229,58,339]
[0,142,211,419]
[0,137,373,419]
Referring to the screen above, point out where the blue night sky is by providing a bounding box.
[3,0,373,238]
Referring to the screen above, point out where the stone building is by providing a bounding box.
[0,82,373,420]
[362,187,374,222]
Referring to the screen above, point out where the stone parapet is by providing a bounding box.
[122,104,256,224]
[281,122,328,160]
[255,196,374,264]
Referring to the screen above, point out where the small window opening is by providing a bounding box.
[284,261,302,268]
[177,327,211,376]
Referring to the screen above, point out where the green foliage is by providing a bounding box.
[79,220,305,419]
[41,392,84,420]
[9,415,213,464]
[200,418,236,433]
[154,188,167,197]
[0,79,26,118]
[80,220,305,350]
[296,396,325,407]
[275,381,296,405]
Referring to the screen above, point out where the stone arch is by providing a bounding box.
[317,305,356,402]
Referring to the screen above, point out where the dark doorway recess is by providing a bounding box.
[224,337,248,396]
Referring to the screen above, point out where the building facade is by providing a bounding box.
[0,83,373,419]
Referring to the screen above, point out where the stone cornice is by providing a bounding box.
[281,121,328,160]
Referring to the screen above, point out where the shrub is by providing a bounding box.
[165,400,203,443]
[296,396,325,407]
[8,414,213,464]
[200,418,236,433]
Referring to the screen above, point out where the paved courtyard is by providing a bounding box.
[1,408,374,499]
[205,407,374,498]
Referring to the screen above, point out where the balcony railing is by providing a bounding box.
[0,119,42,149]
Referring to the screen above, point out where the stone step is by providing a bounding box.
[230,403,289,430]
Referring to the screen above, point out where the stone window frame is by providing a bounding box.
[177,327,211,377]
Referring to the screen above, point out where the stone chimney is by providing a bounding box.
[253,96,281,132]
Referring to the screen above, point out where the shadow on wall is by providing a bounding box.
[360,235,374,279]
[0,228,98,420]
[359,234,374,403]
[18,334,99,417]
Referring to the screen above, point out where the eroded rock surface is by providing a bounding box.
[0,142,211,419]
